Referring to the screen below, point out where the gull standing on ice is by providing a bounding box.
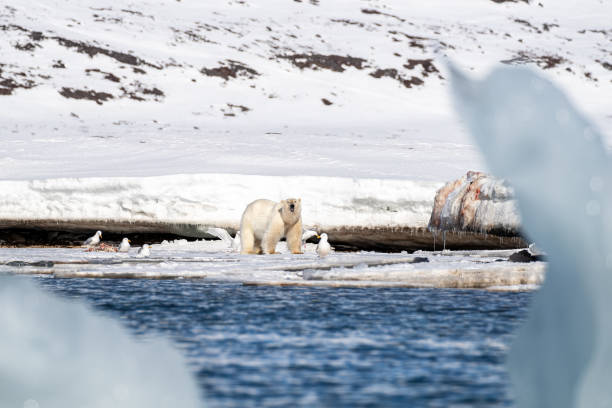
[118,238,131,252]
[83,231,102,247]
[302,229,318,251]
[316,233,331,258]
[137,244,151,258]
[231,231,241,252]
[302,229,318,242]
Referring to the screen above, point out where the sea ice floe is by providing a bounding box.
[0,246,544,287]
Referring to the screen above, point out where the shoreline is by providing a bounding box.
[0,224,527,252]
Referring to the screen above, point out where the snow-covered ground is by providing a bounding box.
[0,240,544,289]
[0,173,440,238]
[0,0,609,244]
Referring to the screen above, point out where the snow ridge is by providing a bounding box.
[0,173,441,233]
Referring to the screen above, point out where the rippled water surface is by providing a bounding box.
[35,278,532,407]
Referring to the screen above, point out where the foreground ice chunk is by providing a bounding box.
[0,276,201,408]
[450,65,611,407]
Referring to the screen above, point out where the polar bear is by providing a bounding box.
[240,198,303,254]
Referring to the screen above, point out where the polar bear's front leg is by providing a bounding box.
[285,220,303,254]
[262,219,284,254]
[252,238,263,254]
[240,228,256,254]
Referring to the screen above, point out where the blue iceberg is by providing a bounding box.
[450,64,612,407]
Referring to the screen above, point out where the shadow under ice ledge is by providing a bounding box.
[0,221,528,252]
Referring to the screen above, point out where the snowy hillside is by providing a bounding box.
[0,0,609,247]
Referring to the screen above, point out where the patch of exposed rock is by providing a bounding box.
[58,87,114,105]
[509,249,546,263]
[369,59,441,88]
[370,68,424,88]
[1,24,160,68]
[277,53,366,72]
[502,51,567,69]
[201,60,259,80]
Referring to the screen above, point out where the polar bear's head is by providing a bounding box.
[279,198,301,225]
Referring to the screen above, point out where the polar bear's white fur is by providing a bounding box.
[240,198,303,254]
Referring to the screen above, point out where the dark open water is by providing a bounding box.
[35,278,532,408]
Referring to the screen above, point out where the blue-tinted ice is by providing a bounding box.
[0,276,202,408]
[450,65,612,407]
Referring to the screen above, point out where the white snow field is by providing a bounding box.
[0,0,610,247]
[0,174,440,237]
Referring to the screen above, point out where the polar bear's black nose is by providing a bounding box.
[289,203,295,212]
